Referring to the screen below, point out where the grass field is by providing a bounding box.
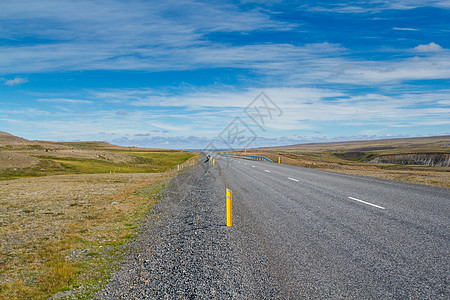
[0,150,195,180]
[0,172,173,299]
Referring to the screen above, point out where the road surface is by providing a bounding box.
[97,153,449,299]
[211,153,449,298]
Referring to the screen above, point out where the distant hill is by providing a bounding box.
[0,132,142,150]
[0,131,31,144]
[0,131,180,152]
[262,135,450,154]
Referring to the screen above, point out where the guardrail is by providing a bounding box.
[222,153,273,163]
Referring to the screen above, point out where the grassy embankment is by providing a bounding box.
[0,142,198,299]
[237,136,450,188]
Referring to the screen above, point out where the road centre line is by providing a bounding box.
[265,170,270,172]
[288,177,299,182]
[348,196,385,210]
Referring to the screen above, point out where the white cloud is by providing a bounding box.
[2,1,448,88]
[37,98,92,104]
[389,0,450,10]
[393,27,417,31]
[414,42,443,52]
[327,54,450,84]
[3,77,28,86]
[0,0,293,72]
[305,0,450,14]
[2,85,448,147]
[116,110,129,116]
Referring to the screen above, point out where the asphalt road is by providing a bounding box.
[208,153,449,298]
[96,154,449,299]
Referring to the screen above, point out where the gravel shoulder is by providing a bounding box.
[95,162,256,299]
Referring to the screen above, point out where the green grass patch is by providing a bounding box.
[53,158,149,174]
[0,159,66,180]
[0,151,196,180]
[122,151,195,169]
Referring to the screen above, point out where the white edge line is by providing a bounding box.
[265,170,270,172]
[288,177,299,182]
[348,197,385,210]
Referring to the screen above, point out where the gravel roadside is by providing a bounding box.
[94,162,256,299]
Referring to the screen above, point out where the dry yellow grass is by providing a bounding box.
[0,152,39,170]
[0,172,172,299]
[321,168,450,188]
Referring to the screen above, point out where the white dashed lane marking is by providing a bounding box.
[348,196,386,210]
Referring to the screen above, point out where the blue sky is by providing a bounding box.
[0,0,449,149]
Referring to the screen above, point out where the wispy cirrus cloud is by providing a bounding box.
[304,0,450,13]
[327,53,450,84]
[393,27,418,31]
[37,98,92,104]
[3,77,28,86]
[0,1,448,89]
[0,0,293,73]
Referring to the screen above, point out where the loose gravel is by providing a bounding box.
[95,162,257,299]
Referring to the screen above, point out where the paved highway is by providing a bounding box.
[208,153,449,298]
[97,154,449,299]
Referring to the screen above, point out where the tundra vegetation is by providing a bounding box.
[0,132,197,299]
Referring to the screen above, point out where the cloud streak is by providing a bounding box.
[3,77,28,86]
[37,98,92,104]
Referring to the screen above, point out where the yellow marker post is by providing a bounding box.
[213,159,215,166]
[226,189,232,227]
[278,157,281,164]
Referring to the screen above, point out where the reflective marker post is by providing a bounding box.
[226,189,232,227]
